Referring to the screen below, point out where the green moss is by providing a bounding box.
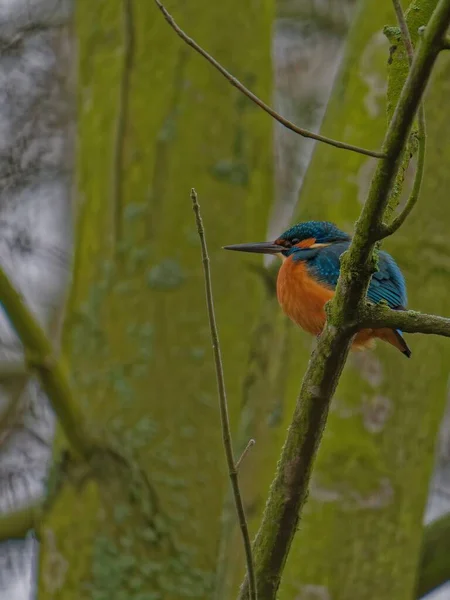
[383,25,401,41]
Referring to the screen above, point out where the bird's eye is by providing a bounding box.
[291,238,300,245]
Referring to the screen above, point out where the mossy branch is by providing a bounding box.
[0,502,41,541]
[380,0,427,238]
[380,107,426,238]
[190,189,257,600]
[417,513,450,597]
[359,306,450,337]
[237,1,450,598]
[153,0,386,159]
[0,267,96,460]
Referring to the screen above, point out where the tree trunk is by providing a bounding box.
[268,1,450,599]
[37,1,273,598]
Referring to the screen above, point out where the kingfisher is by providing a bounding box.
[224,220,411,357]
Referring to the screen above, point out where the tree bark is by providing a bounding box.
[37,1,273,598]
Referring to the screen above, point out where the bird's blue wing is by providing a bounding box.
[367,250,407,309]
[304,244,407,309]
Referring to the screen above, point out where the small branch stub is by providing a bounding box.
[236,439,256,471]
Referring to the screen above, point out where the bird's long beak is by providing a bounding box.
[223,242,283,254]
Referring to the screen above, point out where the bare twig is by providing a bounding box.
[380,108,426,237]
[380,0,426,239]
[154,0,386,160]
[393,0,415,58]
[235,438,256,471]
[237,1,450,597]
[191,189,257,600]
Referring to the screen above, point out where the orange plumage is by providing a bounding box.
[277,254,406,354]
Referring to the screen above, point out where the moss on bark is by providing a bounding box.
[37,1,273,598]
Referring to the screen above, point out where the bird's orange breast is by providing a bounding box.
[276,254,406,354]
[276,256,333,336]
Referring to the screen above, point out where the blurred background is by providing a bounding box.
[0,0,449,598]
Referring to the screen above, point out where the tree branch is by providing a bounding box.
[380,0,427,239]
[153,0,386,160]
[191,189,257,600]
[417,513,450,597]
[237,1,450,598]
[235,439,255,471]
[0,267,96,460]
[380,108,426,238]
[359,305,450,337]
[0,503,40,542]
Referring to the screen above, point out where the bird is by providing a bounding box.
[224,220,411,358]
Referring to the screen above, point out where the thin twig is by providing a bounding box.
[154,0,386,160]
[235,438,256,471]
[190,189,257,600]
[0,267,96,460]
[380,0,426,239]
[392,0,415,58]
[380,109,426,237]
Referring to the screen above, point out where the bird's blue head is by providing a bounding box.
[224,220,351,258]
[275,221,351,256]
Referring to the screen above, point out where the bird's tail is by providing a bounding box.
[379,328,411,358]
[393,329,411,358]
[353,328,411,357]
